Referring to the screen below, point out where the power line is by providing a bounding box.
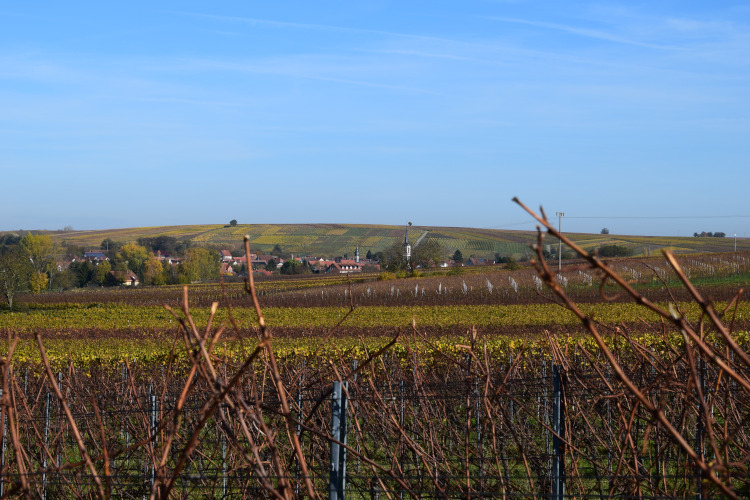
[566,215,750,220]
[488,214,750,231]
[491,214,750,226]
[490,221,537,229]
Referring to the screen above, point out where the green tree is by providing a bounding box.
[230,219,238,227]
[601,228,610,235]
[0,233,21,248]
[0,248,32,309]
[598,244,633,257]
[265,259,277,272]
[271,244,290,260]
[179,248,220,282]
[379,241,407,272]
[50,267,76,291]
[412,239,445,268]
[164,262,180,285]
[95,260,112,286]
[69,261,96,287]
[280,259,309,275]
[29,272,49,294]
[137,236,177,255]
[118,244,150,276]
[20,233,56,275]
[20,233,57,290]
[143,255,165,285]
[100,238,123,256]
[505,256,520,270]
[452,249,464,264]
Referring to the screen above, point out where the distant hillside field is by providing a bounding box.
[36,224,750,259]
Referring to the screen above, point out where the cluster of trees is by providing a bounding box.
[380,239,446,272]
[136,236,182,255]
[693,232,726,238]
[598,244,634,257]
[538,246,575,262]
[0,233,225,309]
[280,259,311,275]
[494,254,520,270]
[69,243,220,288]
[256,244,309,274]
[1,233,57,309]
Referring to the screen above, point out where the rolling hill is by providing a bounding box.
[32,223,750,260]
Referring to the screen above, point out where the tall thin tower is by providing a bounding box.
[403,222,412,264]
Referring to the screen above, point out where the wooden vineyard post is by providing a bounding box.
[508,355,514,423]
[474,378,483,492]
[399,378,405,500]
[695,356,706,500]
[543,361,551,478]
[551,364,566,500]
[351,360,360,478]
[329,381,348,500]
[0,388,5,498]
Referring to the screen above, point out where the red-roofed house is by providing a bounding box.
[327,261,362,274]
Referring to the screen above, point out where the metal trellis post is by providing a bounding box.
[329,381,348,500]
[552,365,566,500]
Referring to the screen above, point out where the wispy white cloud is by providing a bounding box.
[298,74,442,95]
[157,55,442,95]
[356,48,500,66]
[484,16,682,50]
[180,12,460,45]
[131,96,251,108]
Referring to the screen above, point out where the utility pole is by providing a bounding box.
[556,212,565,271]
[735,233,737,252]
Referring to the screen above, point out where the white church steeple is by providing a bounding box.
[403,222,412,264]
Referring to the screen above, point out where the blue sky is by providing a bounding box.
[1,1,749,236]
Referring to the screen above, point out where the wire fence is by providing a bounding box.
[2,349,747,499]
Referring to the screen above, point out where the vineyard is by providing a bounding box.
[1,222,750,497]
[41,222,750,261]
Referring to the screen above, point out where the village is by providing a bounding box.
[62,226,499,287]
[216,246,382,277]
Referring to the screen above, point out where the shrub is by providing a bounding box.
[598,244,633,257]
